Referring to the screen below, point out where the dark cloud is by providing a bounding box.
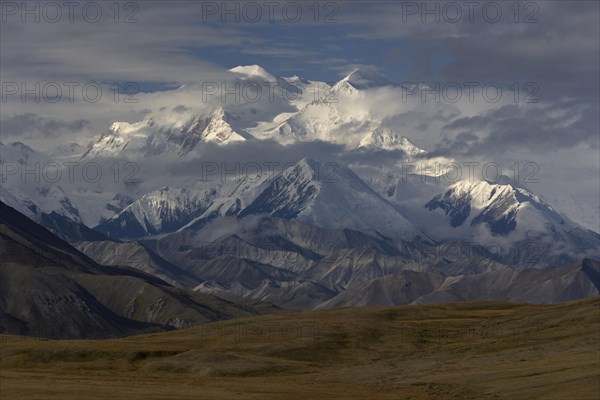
[0,113,90,139]
[164,139,348,178]
[342,1,598,104]
[172,105,190,114]
[433,101,600,157]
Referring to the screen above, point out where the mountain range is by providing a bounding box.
[1,65,599,322]
[0,202,273,338]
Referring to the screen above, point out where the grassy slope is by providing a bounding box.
[1,298,599,400]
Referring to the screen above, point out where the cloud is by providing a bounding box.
[0,113,90,139]
[434,102,599,157]
[172,105,190,114]
[163,139,348,180]
[0,3,250,85]
[337,1,599,101]
[0,0,597,218]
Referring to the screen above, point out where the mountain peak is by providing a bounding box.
[229,65,277,81]
[200,108,248,145]
[239,157,423,240]
[211,107,228,120]
[341,69,391,90]
[359,128,427,155]
[278,158,321,184]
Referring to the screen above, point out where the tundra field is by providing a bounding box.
[1,298,599,400]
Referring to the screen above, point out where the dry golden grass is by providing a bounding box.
[1,298,599,399]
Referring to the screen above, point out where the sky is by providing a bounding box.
[0,0,599,224]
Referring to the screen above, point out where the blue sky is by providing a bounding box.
[185,2,447,84]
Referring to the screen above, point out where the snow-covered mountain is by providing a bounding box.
[78,66,417,154]
[82,65,332,160]
[426,179,571,234]
[0,141,83,222]
[239,158,426,240]
[95,186,218,238]
[83,107,250,160]
[424,179,599,264]
[3,65,597,273]
[0,141,136,226]
[95,158,426,241]
[95,172,272,239]
[358,128,426,154]
[271,70,381,145]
